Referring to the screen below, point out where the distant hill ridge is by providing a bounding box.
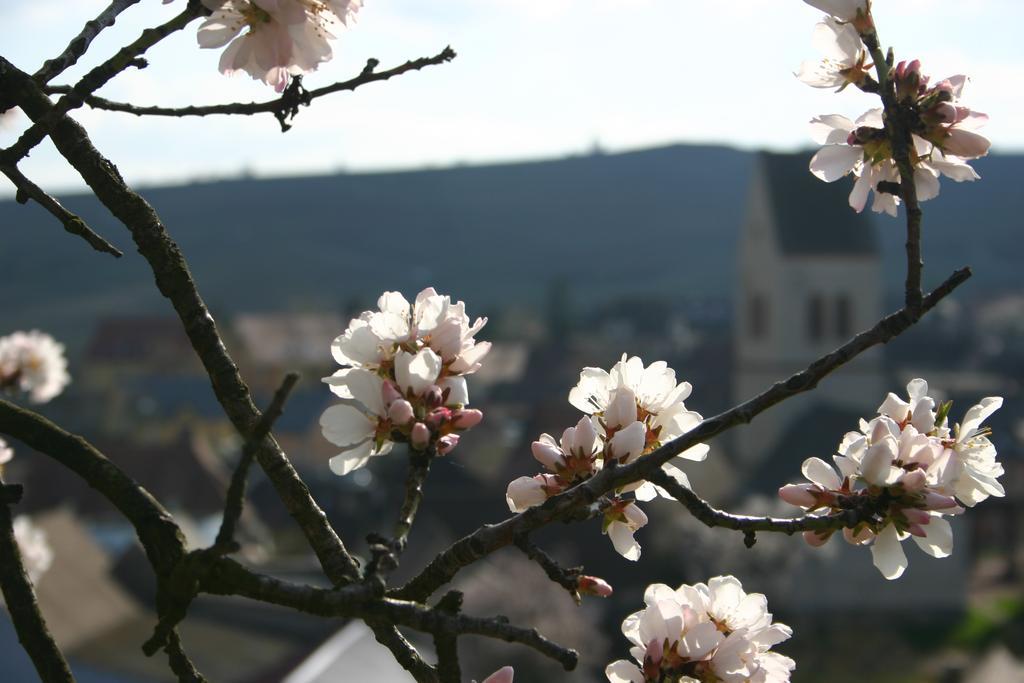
[0,144,1020,346]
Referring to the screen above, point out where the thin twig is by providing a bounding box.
[0,162,122,257]
[45,47,458,132]
[392,448,434,555]
[214,371,300,550]
[433,591,463,683]
[165,630,209,683]
[646,469,872,538]
[198,557,577,671]
[376,600,578,672]
[5,4,205,164]
[513,534,582,601]
[366,619,439,683]
[0,55,362,586]
[393,267,972,602]
[0,476,76,683]
[33,0,143,84]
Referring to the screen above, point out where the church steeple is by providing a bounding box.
[732,152,884,466]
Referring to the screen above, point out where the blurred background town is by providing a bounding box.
[0,145,1022,682]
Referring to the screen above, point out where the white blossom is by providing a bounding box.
[605,501,648,561]
[803,0,869,22]
[949,397,1005,506]
[505,474,560,512]
[12,516,53,585]
[0,330,70,404]
[796,18,869,90]
[0,437,11,467]
[607,576,793,683]
[780,379,1002,580]
[568,354,708,495]
[321,288,488,474]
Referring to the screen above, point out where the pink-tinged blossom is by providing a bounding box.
[568,354,708,492]
[478,666,514,683]
[878,378,939,433]
[808,61,989,213]
[531,416,602,479]
[780,379,1002,579]
[578,575,614,598]
[0,330,70,404]
[197,0,361,91]
[505,474,561,512]
[13,516,53,585]
[437,434,460,455]
[322,288,487,473]
[607,576,794,683]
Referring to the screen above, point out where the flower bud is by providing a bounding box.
[644,638,663,667]
[506,476,548,512]
[381,380,403,407]
[424,385,444,409]
[577,575,613,598]
[532,440,565,472]
[480,666,514,683]
[900,469,927,492]
[779,484,818,508]
[933,102,958,124]
[426,407,451,430]
[410,422,430,450]
[388,399,414,425]
[903,508,931,525]
[907,523,928,538]
[803,530,832,547]
[843,526,874,545]
[922,491,958,510]
[437,434,460,455]
[451,408,483,430]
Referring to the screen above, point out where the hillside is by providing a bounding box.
[0,145,1020,346]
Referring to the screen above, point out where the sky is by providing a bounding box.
[1,0,1022,195]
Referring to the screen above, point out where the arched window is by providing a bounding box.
[748,294,768,340]
[836,295,852,338]
[807,295,825,342]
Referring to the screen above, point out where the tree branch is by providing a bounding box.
[214,371,300,551]
[0,161,122,257]
[0,398,186,574]
[393,266,972,601]
[0,55,361,586]
[44,47,458,133]
[0,477,76,683]
[862,30,923,313]
[646,469,871,541]
[33,0,143,85]
[199,557,576,671]
[164,630,209,683]
[433,591,463,683]
[365,619,439,683]
[4,3,205,164]
[392,449,433,555]
[513,534,582,601]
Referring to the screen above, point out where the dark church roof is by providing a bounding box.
[759,152,878,256]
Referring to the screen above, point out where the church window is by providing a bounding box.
[807,295,825,341]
